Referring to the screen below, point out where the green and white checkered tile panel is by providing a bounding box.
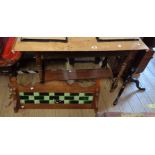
[19,92,94,104]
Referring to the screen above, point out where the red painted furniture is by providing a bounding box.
[0,37,21,67]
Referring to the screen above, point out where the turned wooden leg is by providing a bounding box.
[101,57,108,68]
[36,53,45,83]
[113,80,128,105]
[94,80,100,115]
[111,53,136,92]
[113,75,146,106]
[9,76,21,113]
[94,95,99,115]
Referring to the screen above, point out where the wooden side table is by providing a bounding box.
[9,37,150,113]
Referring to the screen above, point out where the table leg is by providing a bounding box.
[113,75,146,106]
[8,63,21,112]
[110,52,136,92]
[36,53,45,83]
[9,76,21,112]
[113,79,128,105]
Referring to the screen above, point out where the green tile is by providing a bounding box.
[79,93,85,97]
[64,100,70,104]
[70,93,79,96]
[88,96,94,101]
[55,93,64,96]
[74,96,79,100]
[40,100,49,104]
[49,92,55,96]
[34,92,39,96]
[44,96,50,100]
[79,97,88,100]
[79,100,84,104]
[20,96,29,100]
[29,96,34,100]
[24,92,33,95]
[19,92,24,96]
[20,100,25,104]
[69,100,79,104]
[85,93,93,96]
[65,96,74,100]
[59,96,65,100]
[40,93,49,96]
[64,93,70,96]
[84,101,92,104]
[25,100,34,103]
[35,96,44,100]
[49,100,55,104]
[34,100,40,104]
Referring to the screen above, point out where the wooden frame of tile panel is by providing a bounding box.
[9,77,100,113]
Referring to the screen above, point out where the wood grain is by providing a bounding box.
[13,37,148,52]
[45,68,112,81]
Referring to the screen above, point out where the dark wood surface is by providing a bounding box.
[17,81,97,93]
[45,68,112,81]
[134,49,154,74]
[19,104,93,109]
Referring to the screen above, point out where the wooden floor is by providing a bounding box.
[0,55,155,117]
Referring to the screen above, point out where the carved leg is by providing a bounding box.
[111,53,136,92]
[113,79,128,105]
[9,76,21,113]
[98,57,108,68]
[130,78,146,91]
[94,80,100,116]
[113,76,145,106]
[110,78,119,92]
[101,57,108,68]
[36,53,45,83]
[94,95,99,116]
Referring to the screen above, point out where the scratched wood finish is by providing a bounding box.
[45,68,112,81]
[18,81,97,93]
[13,37,148,52]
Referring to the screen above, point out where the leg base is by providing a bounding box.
[130,78,146,91]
